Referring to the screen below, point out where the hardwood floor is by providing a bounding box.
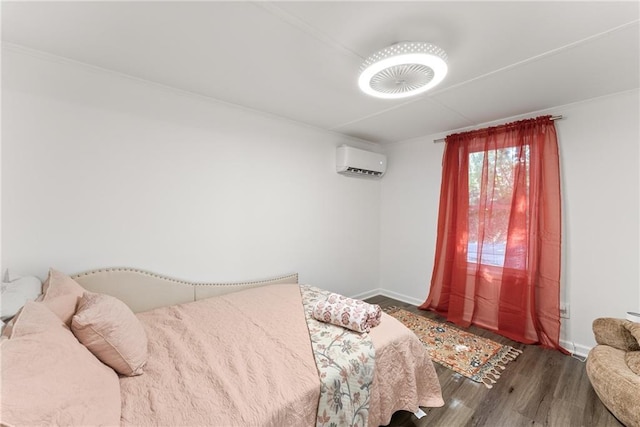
[364,295,623,427]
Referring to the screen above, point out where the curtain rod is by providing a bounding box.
[432,115,563,144]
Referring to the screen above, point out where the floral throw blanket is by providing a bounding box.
[300,285,376,427]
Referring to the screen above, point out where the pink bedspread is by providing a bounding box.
[119,284,443,426]
[368,311,445,426]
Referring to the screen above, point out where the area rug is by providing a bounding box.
[384,307,522,388]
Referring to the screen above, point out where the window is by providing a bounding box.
[467,145,530,267]
[423,115,562,349]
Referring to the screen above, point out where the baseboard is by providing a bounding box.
[349,288,383,301]
[349,288,424,306]
[374,289,425,307]
[560,339,591,359]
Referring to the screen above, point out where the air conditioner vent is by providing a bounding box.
[345,167,383,177]
[336,145,387,178]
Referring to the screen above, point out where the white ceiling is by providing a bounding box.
[2,1,639,144]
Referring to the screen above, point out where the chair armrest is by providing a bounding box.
[592,318,640,352]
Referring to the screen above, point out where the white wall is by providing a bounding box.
[1,46,382,296]
[3,45,638,354]
[380,89,640,354]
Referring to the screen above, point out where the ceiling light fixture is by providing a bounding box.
[358,42,448,99]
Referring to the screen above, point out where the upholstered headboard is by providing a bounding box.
[72,268,299,313]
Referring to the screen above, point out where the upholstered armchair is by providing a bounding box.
[586,318,640,427]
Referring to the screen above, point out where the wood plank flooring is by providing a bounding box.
[364,295,623,427]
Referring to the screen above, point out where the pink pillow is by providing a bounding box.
[40,268,86,326]
[72,292,148,376]
[0,301,120,425]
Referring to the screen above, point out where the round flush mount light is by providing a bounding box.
[358,42,448,99]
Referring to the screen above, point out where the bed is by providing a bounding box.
[1,267,443,426]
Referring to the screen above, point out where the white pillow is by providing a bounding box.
[1,270,43,321]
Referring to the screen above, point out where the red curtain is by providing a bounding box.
[420,115,564,351]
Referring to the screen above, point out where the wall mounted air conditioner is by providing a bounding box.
[336,145,387,178]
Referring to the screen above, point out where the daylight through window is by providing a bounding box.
[467,145,530,267]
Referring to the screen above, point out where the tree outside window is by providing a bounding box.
[467,146,530,267]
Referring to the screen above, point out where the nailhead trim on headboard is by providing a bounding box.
[72,267,299,287]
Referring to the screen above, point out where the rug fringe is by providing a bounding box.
[481,378,495,388]
[504,348,523,360]
[485,368,501,379]
[475,346,522,388]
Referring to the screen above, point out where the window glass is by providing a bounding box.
[467,146,529,267]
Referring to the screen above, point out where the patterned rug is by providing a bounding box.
[384,307,522,388]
